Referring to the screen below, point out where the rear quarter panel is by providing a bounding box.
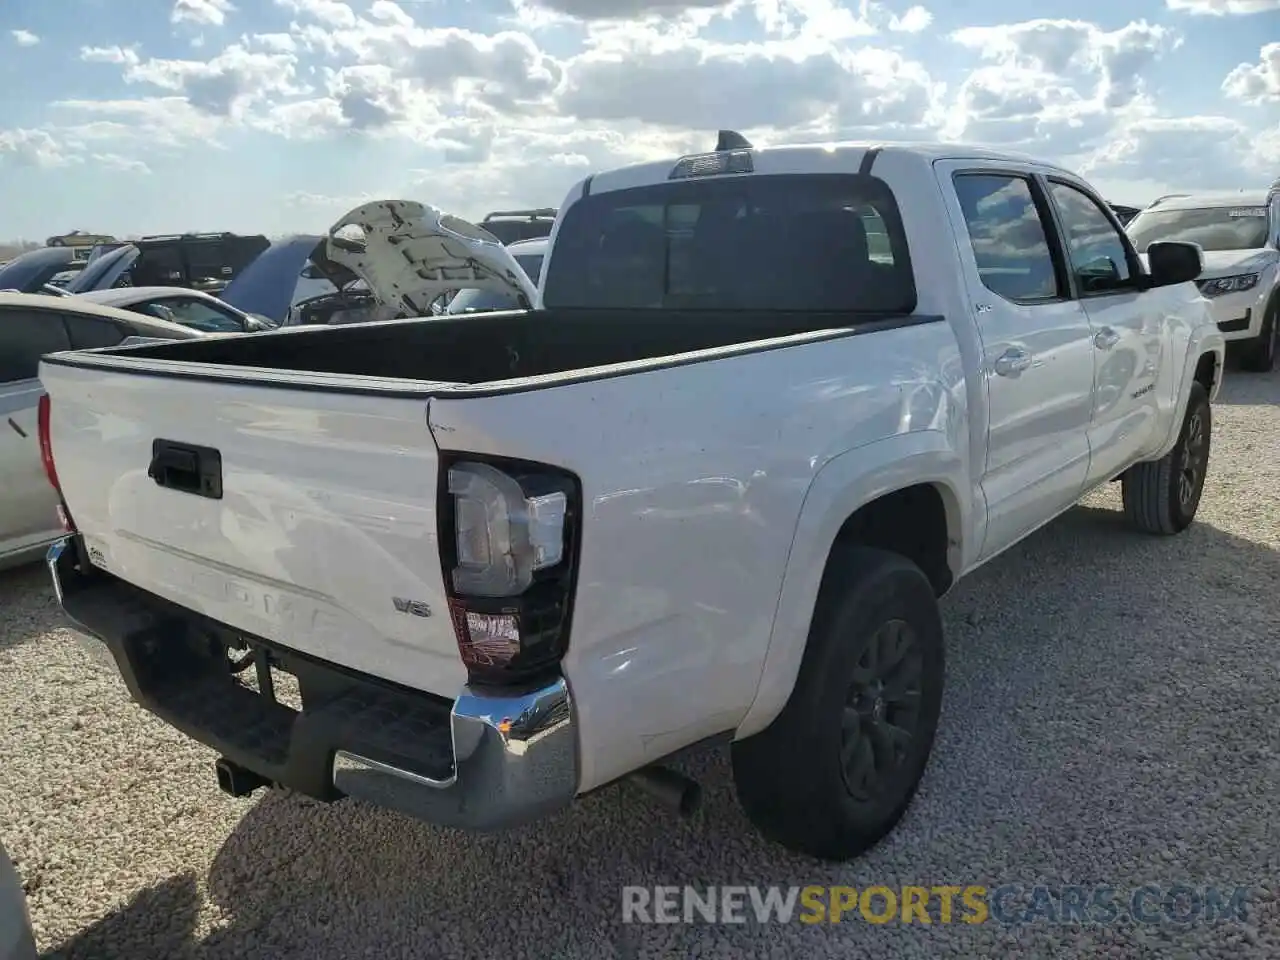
[427,322,971,792]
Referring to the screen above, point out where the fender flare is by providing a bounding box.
[1152,322,1225,461]
[735,431,969,740]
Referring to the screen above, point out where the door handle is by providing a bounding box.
[1094,327,1121,350]
[993,348,1033,377]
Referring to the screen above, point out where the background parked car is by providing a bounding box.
[72,286,278,333]
[443,236,546,315]
[1108,203,1142,226]
[0,247,90,294]
[0,293,203,571]
[479,207,557,244]
[218,234,383,327]
[62,232,270,297]
[1126,189,1279,370]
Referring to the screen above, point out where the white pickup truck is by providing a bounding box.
[40,134,1224,862]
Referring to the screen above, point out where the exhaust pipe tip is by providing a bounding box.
[214,757,270,798]
[627,765,702,818]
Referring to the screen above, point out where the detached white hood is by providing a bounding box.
[1196,247,1277,279]
[323,200,540,317]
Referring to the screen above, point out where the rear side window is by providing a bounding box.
[543,173,916,313]
[952,174,1062,303]
[62,313,128,350]
[0,308,73,383]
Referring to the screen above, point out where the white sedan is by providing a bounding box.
[70,286,278,334]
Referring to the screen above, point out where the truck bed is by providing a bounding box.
[68,308,904,386]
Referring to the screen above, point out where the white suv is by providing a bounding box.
[1127,189,1280,371]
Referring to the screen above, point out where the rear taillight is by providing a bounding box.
[439,457,580,685]
[37,393,58,492]
[37,393,75,532]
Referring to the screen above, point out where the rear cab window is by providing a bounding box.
[542,173,917,314]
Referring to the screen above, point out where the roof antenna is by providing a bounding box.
[715,129,753,151]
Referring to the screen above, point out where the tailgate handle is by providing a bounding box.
[148,439,223,499]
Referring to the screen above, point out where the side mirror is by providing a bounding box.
[1146,241,1203,287]
[246,313,278,331]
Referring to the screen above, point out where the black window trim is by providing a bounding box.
[542,171,919,315]
[949,168,1073,308]
[1039,174,1147,300]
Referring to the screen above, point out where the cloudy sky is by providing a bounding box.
[0,0,1277,240]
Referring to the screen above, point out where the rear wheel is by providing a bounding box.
[1121,381,1211,535]
[731,546,944,861]
[1240,301,1277,373]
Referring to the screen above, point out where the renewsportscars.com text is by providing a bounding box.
[621,884,1252,926]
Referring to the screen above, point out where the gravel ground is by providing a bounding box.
[3,368,1279,960]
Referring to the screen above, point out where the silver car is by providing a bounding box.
[1,841,36,960]
[0,292,203,570]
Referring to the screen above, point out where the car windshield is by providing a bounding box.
[541,172,915,312]
[446,252,544,314]
[1127,205,1269,253]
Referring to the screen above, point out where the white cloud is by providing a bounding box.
[10,29,39,47]
[172,0,236,26]
[0,129,70,167]
[1081,115,1270,189]
[1165,0,1280,13]
[558,37,939,135]
[275,0,359,28]
[1222,43,1280,103]
[523,0,731,20]
[91,154,152,174]
[888,5,932,32]
[4,1,1271,235]
[120,45,307,117]
[51,97,225,150]
[245,32,298,53]
[952,19,1178,109]
[80,45,142,65]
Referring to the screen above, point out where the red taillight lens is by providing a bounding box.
[38,393,74,533]
[37,393,59,493]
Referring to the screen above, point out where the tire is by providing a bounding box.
[1121,381,1211,535]
[1239,300,1277,373]
[731,546,945,862]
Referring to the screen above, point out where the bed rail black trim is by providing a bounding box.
[38,312,947,401]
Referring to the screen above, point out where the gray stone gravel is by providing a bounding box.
[2,368,1279,960]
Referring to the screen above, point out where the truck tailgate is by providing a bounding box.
[40,360,465,697]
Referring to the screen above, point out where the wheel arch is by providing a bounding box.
[736,432,968,740]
